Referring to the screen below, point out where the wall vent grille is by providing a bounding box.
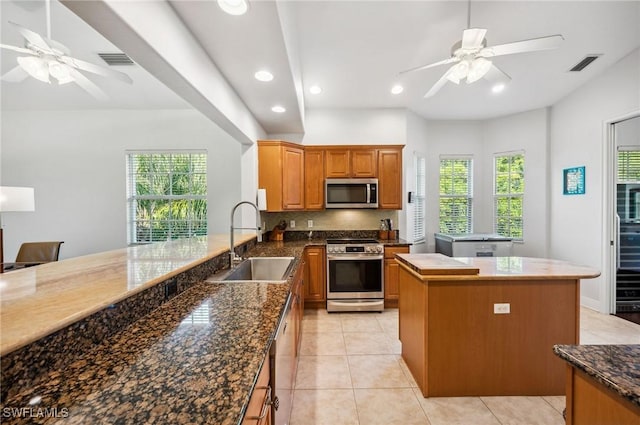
[98,52,134,66]
[569,55,601,72]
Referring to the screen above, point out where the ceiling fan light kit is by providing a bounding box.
[1,0,132,100]
[218,0,249,16]
[400,1,564,99]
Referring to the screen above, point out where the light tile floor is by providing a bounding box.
[290,307,640,425]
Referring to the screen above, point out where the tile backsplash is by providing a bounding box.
[262,210,399,232]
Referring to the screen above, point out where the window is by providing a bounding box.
[617,149,640,182]
[126,151,207,244]
[413,153,426,243]
[439,156,473,234]
[494,152,524,239]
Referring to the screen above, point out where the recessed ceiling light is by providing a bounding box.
[309,85,322,94]
[254,70,273,82]
[271,105,286,113]
[492,83,506,94]
[217,0,249,16]
[391,85,404,95]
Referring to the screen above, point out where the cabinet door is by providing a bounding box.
[282,146,304,210]
[304,149,325,210]
[242,355,271,425]
[384,246,409,304]
[325,149,350,178]
[352,149,378,177]
[378,148,403,209]
[304,246,326,305]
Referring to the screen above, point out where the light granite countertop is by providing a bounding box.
[554,344,640,408]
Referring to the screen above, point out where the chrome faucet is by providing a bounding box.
[230,201,262,267]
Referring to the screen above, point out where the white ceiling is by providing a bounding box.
[2,1,639,136]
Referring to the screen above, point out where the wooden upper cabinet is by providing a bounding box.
[258,140,304,212]
[351,149,378,177]
[378,148,403,209]
[325,149,350,178]
[325,148,377,178]
[283,146,304,209]
[304,148,325,210]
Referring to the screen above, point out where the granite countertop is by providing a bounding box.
[396,253,600,280]
[2,282,291,425]
[553,344,640,408]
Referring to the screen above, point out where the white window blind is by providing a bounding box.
[439,156,473,234]
[413,153,426,243]
[126,150,207,244]
[617,148,640,182]
[494,152,524,240]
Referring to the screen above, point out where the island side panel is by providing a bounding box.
[566,365,640,425]
[398,265,428,394]
[426,278,579,396]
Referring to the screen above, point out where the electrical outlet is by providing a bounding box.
[290,220,296,229]
[307,220,313,228]
[494,303,510,314]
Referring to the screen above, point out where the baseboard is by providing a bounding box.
[580,295,601,312]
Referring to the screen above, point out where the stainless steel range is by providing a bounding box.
[326,239,384,312]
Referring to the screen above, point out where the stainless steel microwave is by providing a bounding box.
[325,178,378,209]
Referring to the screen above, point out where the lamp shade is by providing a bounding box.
[0,186,35,212]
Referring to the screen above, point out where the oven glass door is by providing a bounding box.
[327,256,383,299]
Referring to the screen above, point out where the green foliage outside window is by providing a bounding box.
[127,152,207,244]
[494,154,524,239]
[439,158,472,234]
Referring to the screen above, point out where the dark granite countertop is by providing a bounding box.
[1,235,409,424]
[2,282,291,425]
[554,344,640,408]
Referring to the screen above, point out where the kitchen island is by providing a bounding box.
[395,253,600,398]
[554,344,640,425]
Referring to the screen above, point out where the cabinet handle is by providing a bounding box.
[246,385,272,421]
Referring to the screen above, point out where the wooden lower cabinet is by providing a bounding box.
[303,246,326,308]
[565,366,640,425]
[384,245,409,307]
[292,261,305,355]
[242,355,271,425]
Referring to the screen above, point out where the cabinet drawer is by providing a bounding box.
[384,246,409,259]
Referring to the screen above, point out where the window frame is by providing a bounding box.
[413,152,426,243]
[126,150,208,245]
[438,155,473,234]
[493,151,525,241]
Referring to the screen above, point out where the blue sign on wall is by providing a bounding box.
[563,166,586,195]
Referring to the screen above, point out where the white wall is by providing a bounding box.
[301,108,407,145]
[483,108,550,257]
[1,109,242,261]
[404,110,429,252]
[550,48,640,310]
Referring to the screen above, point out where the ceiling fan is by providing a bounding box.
[0,0,132,100]
[401,0,564,98]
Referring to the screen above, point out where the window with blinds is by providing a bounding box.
[413,153,426,243]
[617,149,640,182]
[494,152,524,240]
[439,157,473,234]
[126,151,207,244]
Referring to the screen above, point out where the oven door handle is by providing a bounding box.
[327,255,384,261]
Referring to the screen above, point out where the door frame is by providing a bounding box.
[603,110,640,314]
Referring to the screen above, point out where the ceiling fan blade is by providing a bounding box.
[66,67,109,101]
[481,34,564,58]
[0,43,37,55]
[1,65,29,83]
[483,63,512,86]
[8,21,53,53]
[461,28,487,49]
[400,57,459,75]
[424,67,457,98]
[60,56,133,84]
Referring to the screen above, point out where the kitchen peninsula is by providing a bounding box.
[396,253,600,397]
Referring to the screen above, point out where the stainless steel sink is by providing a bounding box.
[222,257,295,281]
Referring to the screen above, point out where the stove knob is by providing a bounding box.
[376,246,383,253]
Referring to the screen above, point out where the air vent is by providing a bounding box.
[569,55,601,72]
[98,52,134,66]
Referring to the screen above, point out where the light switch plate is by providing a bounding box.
[494,303,510,314]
